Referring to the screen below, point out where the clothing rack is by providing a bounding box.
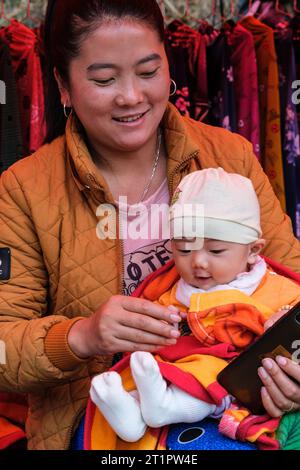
[160,0,298,24]
[0,0,46,25]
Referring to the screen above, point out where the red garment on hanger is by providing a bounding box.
[0,20,45,156]
[166,20,209,121]
[224,21,261,160]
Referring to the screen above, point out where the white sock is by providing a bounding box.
[130,351,216,428]
[90,371,147,442]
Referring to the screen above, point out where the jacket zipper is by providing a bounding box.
[65,407,86,450]
[168,151,199,200]
[117,207,125,295]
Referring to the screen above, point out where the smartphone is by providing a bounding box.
[217,301,300,415]
[0,247,11,281]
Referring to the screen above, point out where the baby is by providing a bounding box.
[90,168,300,442]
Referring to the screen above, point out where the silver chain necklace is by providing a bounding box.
[139,128,162,203]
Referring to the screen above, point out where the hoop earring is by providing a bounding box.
[170,79,177,97]
[63,104,73,118]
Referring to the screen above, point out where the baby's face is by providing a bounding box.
[172,238,254,290]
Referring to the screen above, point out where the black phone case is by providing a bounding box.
[0,247,11,281]
[217,301,300,415]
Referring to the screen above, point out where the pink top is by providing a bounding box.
[116,178,172,296]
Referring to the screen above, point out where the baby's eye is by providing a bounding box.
[210,250,225,254]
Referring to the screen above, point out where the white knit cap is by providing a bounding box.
[169,168,262,244]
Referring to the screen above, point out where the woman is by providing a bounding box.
[0,0,299,450]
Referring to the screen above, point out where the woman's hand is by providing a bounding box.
[258,309,300,417]
[67,295,182,358]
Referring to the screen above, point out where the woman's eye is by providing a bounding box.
[94,78,114,86]
[178,249,191,254]
[140,68,159,78]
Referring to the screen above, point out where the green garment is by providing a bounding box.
[276,411,300,450]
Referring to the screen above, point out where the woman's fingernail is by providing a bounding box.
[276,355,287,367]
[258,367,268,379]
[262,359,273,370]
[170,314,181,322]
[264,320,273,329]
[171,329,180,338]
[166,338,177,345]
[168,305,179,313]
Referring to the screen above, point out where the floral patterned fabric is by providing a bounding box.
[275,27,300,238]
[166,20,215,123]
[240,16,286,211]
[206,30,237,133]
[166,20,199,119]
[224,20,261,160]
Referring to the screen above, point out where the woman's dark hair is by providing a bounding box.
[44,0,165,143]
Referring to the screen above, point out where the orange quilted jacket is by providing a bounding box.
[0,103,299,449]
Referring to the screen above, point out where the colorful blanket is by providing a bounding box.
[83,319,280,449]
[83,257,300,450]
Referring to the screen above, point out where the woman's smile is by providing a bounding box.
[112,109,150,126]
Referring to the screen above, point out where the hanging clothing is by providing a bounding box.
[292,16,300,236]
[275,27,300,238]
[166,20,211,121]
[224,20,261,160]
[0,20,45,157]
[240,16,286,211]
[255,6,300,237]
[206,30,237,132]
[0,38,23,172]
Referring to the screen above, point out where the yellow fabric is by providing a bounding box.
[188,290,273,347]
[240,16,286,210]
[157,270,300,316]
[0,102,299,449]
[189,289,272,317]
[155,272,300,384]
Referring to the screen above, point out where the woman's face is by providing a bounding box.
[56,20,170,153]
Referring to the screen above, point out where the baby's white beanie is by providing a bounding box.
[169,168,262,244]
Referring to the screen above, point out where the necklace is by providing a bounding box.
[139,128,162,203]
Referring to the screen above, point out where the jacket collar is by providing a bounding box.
[65,102,200,202]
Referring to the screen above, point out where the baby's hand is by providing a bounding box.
[264,305,292,331]
[168,305,187,322]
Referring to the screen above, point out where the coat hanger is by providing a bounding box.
[257,1,274,20]
[0,0,10,26]
[244,0,261,17]
[182,0,209,26]
[158,0,167,24]
[161,0,183,21]
[22,0,40,28]
[275,0,293,17]
[293,0,300,13]
[213,0,236,28]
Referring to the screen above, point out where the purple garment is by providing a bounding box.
[275,27,300,238]
[206,31,237,133]
[225,21,261,160]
